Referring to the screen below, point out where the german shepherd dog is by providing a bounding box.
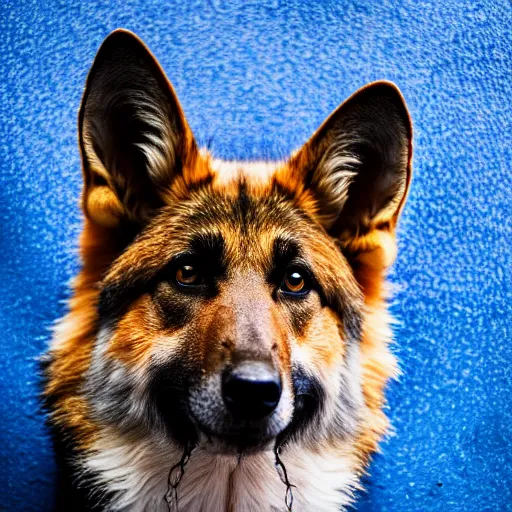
[43,29,412,512]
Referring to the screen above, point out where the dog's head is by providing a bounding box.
[80,30,412,455]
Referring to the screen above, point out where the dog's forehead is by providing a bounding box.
[169,174,308,269]
[158,162,311,252]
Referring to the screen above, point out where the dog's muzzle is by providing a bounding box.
[185,359,293,452]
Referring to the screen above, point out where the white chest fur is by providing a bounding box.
[84,432,359,512]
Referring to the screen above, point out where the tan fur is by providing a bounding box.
[45,152,402,489]
[44,29,412,511]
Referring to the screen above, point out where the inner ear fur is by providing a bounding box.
[79,29,202,228]
[287,81,413,269]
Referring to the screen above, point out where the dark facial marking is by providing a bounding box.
[277,366,325,446]
[272,236,300,271]
[148,357,200,448]
[151,282,194,330]
[99,278,147,320]
[98,231,226,322]
[234,179,251,227]
[189,232,227,280]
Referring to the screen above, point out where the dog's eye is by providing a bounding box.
[175,264,199,286]
[281,268,309,295]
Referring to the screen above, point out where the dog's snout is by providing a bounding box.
[222,361,282,420]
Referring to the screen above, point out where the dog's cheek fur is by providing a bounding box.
[85,290,205,446]
[290,304,365,444]
[43,221,118,447]
[84,296,161,438]
[354,264,399,464]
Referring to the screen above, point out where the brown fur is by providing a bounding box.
[44,29,412,511]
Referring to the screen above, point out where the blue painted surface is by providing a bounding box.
[1,0,511,510]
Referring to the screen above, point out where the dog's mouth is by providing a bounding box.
[200,428,274,454]
[189,392,323,455]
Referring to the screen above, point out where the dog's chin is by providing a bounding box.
[198,429,276,455]
[188,417,283,455]
[154,406,285,454]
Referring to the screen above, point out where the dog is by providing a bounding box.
[43,29,412,512]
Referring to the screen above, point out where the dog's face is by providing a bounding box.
[91,180,364,454]
[79,30,411,455]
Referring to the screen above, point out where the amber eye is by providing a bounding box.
[282,268,308,295]
[176,264,199,286]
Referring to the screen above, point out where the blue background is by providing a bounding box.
[1,1,511,510]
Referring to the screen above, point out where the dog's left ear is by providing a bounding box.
[288,81,412,268]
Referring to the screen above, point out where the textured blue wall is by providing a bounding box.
[1,1,511,510]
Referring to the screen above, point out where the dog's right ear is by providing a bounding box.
[79,29,203,228]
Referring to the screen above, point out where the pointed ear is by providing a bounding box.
[79,29,200,228]
[289,81,412,267]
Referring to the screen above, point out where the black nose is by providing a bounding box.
[222,361,282,421]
